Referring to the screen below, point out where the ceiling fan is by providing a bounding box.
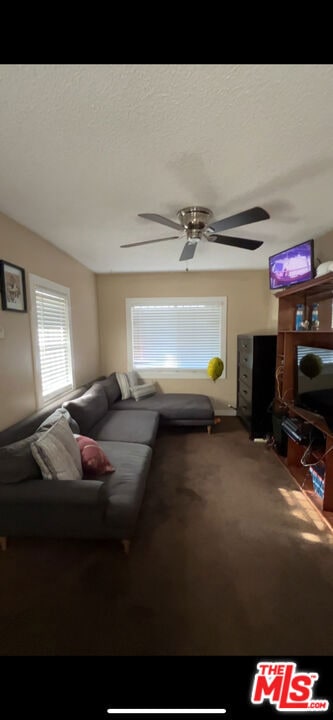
[120,206,270,261]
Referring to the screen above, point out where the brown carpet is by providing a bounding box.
[1,418,333,656]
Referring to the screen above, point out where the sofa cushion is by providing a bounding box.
[94,374,121,407]
[0,433,42,484]
[36,406,80,434]
[116,372,131,400]
[98,440,152,538]
[75,435,115,477]
[63,385,108,435]
[90,409,159,447]
[131,382,156,401]
[31,417,82,481]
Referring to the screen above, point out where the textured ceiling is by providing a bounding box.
[1,64,333,273]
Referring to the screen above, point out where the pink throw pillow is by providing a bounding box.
[75,435,115,477]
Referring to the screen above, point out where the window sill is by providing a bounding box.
[134,370,225,380]
[38,385,75,410]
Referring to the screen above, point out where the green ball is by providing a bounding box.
[207,357,224,381]
[299,353,323,379]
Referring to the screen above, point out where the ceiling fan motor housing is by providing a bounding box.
[177,206,213,239]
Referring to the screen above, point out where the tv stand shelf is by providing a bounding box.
[287,404,333,439]
[273,273,333,525]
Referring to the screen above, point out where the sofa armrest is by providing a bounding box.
[0,477,104,505]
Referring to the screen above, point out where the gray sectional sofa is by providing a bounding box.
[0,373,214,552]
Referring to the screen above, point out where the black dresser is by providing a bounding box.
[237,334,277,439]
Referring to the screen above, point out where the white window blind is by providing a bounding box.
[126,297,226,378]
[30,275,74,406]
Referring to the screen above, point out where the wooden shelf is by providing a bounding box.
[275,271,333,298]
[282,330,333,334]
[275,454,333,531]
[273,271,333,526]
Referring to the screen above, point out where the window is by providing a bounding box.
[126,297,226,379]
[30,275,74,406]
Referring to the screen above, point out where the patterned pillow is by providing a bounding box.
[131,382,156,401]
[31,417,82,481]
[116,372,131,400]
[75,435,115,477]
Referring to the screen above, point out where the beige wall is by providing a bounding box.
[97,270,278,412]
[0,213,100,430]
[315,231,333,264]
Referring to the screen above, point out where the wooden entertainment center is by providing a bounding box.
[275,271,333,526]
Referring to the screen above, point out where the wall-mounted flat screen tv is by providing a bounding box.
[269,239,315,290]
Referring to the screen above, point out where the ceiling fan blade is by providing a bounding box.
[208,234,263,251]
[209,206,269,233]
[121,236,179,248]
[138,213,183,231]
[179,241,198,262]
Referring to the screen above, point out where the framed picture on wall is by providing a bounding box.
[0,260,27,312]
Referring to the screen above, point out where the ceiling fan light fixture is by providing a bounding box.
[187,229,202,242]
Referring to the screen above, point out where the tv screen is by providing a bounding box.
[269,239,315,290]
[296,345,333,425]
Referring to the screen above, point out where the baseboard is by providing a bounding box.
[214,407,237,417]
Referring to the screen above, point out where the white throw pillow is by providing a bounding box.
[31,416,82,481]
[116,372,131,400]
[131,383,156,401]
[127,370,140,388]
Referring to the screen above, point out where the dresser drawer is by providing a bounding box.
[238,348,253,369]
[238,363,252,390]
[238,336,253,354]
[238,391,252,419]
[238,378,252,401]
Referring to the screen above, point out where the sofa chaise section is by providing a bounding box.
[91,373,215,429]
[112,392,215,427]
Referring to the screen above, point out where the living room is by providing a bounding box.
[2,65,333,662]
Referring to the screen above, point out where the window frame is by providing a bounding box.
[126,296,227,380]
[29,274,75,408]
